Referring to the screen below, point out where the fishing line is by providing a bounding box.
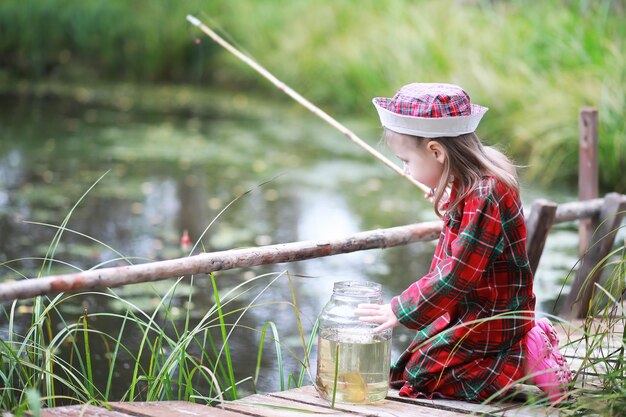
[186,15,430,196]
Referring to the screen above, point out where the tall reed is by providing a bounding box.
[0,264,316,413]
[569,224,626,416]
[0,178,316,414]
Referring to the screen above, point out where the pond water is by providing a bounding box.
[0,93,583,398]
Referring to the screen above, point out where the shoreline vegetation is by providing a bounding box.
[0,0,624,192]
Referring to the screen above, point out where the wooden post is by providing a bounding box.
[565,193,626,318]
[525,199,558,275]
[578,108,599,257]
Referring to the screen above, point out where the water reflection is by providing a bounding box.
[0,95,587,397]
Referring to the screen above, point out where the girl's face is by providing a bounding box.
[386,131,446,189]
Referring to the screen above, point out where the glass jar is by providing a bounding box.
[315,281,392,404]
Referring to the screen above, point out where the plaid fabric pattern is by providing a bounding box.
[376,83,472,118]
[390,177,535,402]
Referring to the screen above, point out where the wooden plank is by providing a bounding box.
[386,388,509,415]
[225,390,470,417]
[269,385,557,417]
[564,193,626,318]
[525,199,557,275]
[499,405,560,417]
[220,394,355,416]
[578,108,599,257]
[399,385,559,417]
[270,386,472,416]
[37,405,134,417]
[108,401,244,417]
[389,389,559,417]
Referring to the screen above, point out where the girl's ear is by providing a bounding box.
[427,141,446,164]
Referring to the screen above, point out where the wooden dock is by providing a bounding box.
[31,386,556,417]
[29,320,617,417]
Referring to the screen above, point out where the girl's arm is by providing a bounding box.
[391,193,505,330]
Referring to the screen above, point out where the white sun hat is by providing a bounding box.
[372,83,488,138]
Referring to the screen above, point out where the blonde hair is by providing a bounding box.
[385,130,519,218]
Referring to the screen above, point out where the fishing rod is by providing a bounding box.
[186,15,430,195]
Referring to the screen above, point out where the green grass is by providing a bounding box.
[505,222,625,415]
[0,178,316,414]
[570,224,626,416]
[0,269,316,414]
[0,0,624,192]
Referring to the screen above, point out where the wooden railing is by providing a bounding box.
[527,193,626,318]
[0,193,623,319]
[0,221,442,304]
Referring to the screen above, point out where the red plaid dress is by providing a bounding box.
[390,177,535,401]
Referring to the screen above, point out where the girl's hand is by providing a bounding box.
[354,303,400,333]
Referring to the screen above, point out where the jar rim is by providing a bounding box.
[333,280,381,297]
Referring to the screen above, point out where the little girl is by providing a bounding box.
[355,83,571,403]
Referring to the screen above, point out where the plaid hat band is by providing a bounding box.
[378,83,472,118]
[372,83,488,138]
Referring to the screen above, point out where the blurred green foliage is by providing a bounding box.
[0,0,624,192]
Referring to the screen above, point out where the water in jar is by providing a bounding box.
[315,327,391,403]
